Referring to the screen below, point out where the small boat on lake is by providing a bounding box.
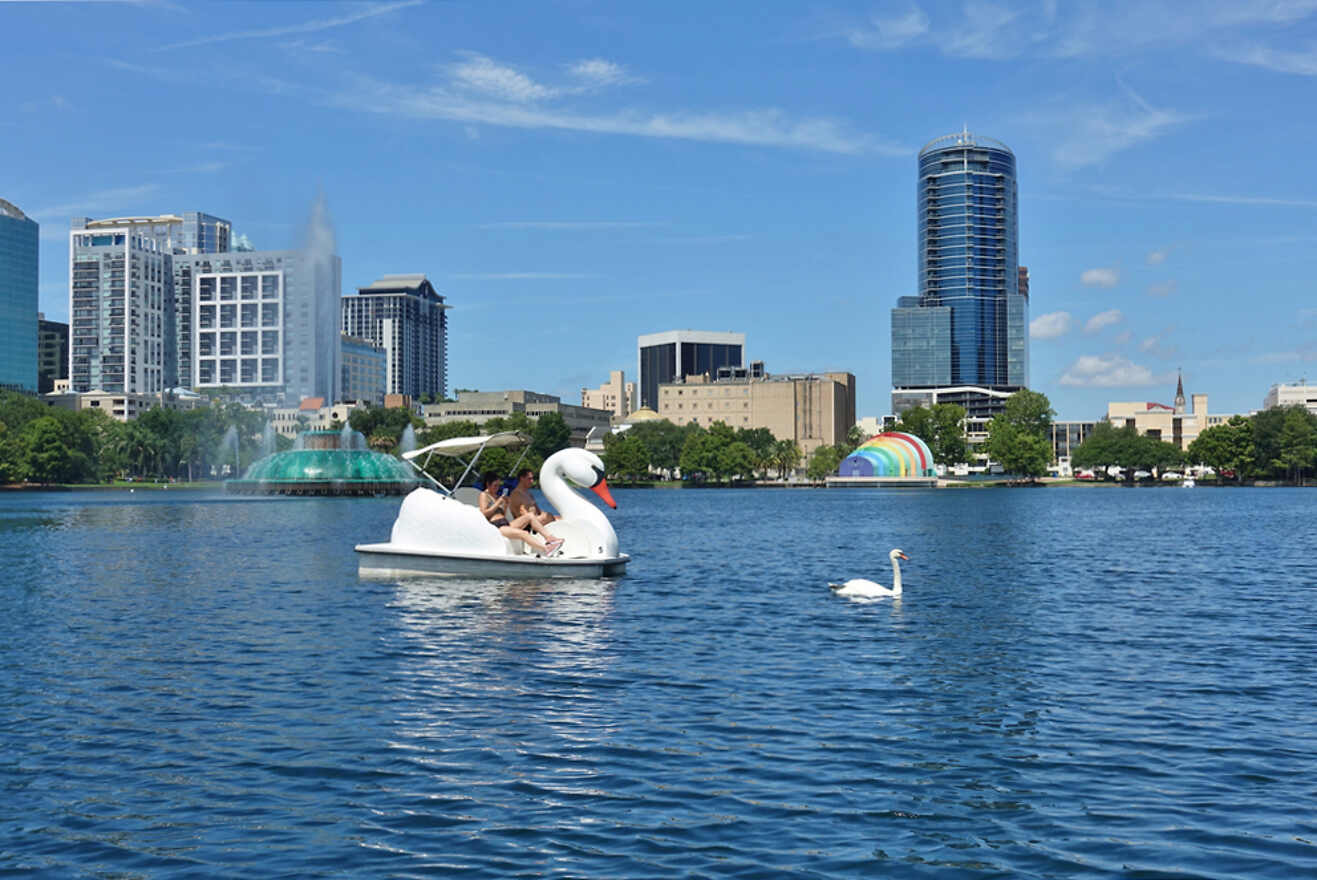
[355,432,628,579]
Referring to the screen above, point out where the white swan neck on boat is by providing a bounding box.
[539,448,619,559]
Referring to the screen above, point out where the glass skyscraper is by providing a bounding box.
[636,330,744,411]
[892,130,1028,413]
[0,198,38,393]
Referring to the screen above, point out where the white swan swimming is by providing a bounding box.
[829,549,909,599]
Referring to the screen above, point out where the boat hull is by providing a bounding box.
[355,543,629,579]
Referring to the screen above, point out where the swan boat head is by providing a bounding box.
[539,448,620,559]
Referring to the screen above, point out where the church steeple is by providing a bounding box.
[1174,369,1186,414]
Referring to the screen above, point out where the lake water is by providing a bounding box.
[2,486,1314,878]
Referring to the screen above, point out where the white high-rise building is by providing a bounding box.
[174,249,342,405]
[69,212,232,394]
[69,216,179,394]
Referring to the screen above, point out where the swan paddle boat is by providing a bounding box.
[355,431,629,579]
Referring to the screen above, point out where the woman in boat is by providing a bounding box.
[478,471,564,557]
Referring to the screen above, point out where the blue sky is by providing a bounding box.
[5,0,1317,420]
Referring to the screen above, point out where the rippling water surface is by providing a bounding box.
[2,486,1315,878]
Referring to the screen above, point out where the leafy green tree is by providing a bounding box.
[678,426,717,481]
[602,433,650,481]
[626,419,694,479]
[531,411,572,459]
[1070,421,1124,477]
[770,438,802,479]
[1273,406,1316,484]
[846,424,866,447]
[0,421,23,483]
[806,444,846,480]
[1187,416,1254,482]
[718,441,758,481]
[349,404,422,449]
[896,403,968,466]
[985,390,1054,480]
[735,427,776,477]
[23,417,88,484]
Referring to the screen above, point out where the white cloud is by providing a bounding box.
[30,184,162,221]
[1168,191,1317,208]
[1218,42,1317,76]
[332,74,900,155]
[1113,330,1133,345]
[478,220,663,230]
[1049,87,1192,167]
[1081,267,1120,287]
[450,55,642,103]
[451,53,561,103]
[1059,354,1167,387]
[1084,308,1124,333]
[942,1,1023,59]
[1146,248,1167,265]
[155,0,422,51]
[1030,310,1072,339]
[451,272,600,280]
[1147,279,1178,297]
[568,59,641,88]
[847,8,931,50]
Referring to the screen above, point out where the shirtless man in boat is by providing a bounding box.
[479,471,562,557]
[507,467,561,535]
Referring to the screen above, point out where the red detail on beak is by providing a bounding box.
[899,552,910,560]
[591,478,617,509]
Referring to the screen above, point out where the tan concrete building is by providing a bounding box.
[581,370,636,420]
[42,388,204,422]
[1263,382,1317,415]
[1106,374,1232,450]
[422,390,613,447]
[656,371,856,460]
[269,398,366,437]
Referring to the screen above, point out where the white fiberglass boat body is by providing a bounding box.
[356,433,628,579]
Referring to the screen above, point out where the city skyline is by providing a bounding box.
[5,1,1317,419]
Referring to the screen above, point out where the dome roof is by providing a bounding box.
[228,449,421,495]
[627,407,662,422]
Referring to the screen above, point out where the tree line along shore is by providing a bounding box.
[3,389,1315,489]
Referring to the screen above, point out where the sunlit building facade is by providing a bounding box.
[637,329,745,411]
[892,131,1028,416]
[341,275,450,401]
[0,198,38,393]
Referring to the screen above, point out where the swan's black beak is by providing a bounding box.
[589,466,616,508]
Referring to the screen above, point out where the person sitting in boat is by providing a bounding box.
[508,467,562,533]
[479,470,563,557]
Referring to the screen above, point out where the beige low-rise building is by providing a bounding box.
[269,398,366,437]
[1263,382,1317,415]
[1106,375,1232,450]
[42,388,204,422]
[581,370,636,420]
[422,390,613,447]
[657,370,856,460]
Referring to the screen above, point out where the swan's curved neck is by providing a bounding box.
[891,557,903,595]
[542,468,612,532]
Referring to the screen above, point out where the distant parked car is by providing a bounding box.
[1162,471,1182,481]
[1075,469,1095,481]
[1133,470,1152,480]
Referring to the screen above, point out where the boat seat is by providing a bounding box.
[451,487,481,507]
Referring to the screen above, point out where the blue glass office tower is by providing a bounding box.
[0,199,38,393]
[892,131,1028,416]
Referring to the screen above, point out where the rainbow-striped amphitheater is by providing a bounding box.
[837,432,937,478]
